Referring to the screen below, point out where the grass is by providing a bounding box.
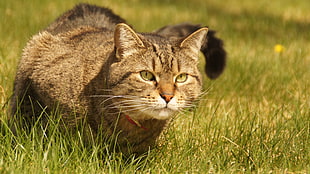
[1,0,309,173]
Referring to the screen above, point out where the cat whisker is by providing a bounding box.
[97,95,126,104]
[89,94,113,98]
[103,101,138,110]
[105,105,150,115]
[183,103,196,108]
[123,106,151,113]
[197,90,210,98]
[196,98,210,101]
[96,89,113,92]
[103,98,155,111]
[177,109,189,116]
[105,98,136,105]
[201,88,211,94]
[99,95,141,106]
[90,94,139,99]
[89,95,125,105]
[108,104,148,110]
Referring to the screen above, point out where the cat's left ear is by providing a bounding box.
[180,27,208,60]
[114,23,145,58]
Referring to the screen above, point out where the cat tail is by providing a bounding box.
[155,23,226,79]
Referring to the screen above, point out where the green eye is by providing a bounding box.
[176,73,188,83]
[140,70,155,81]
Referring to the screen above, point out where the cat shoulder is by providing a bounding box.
[45,3,126,34]
[24,26,99,55]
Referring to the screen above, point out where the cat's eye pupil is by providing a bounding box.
[176,73,188,83]
[140,71,155,81]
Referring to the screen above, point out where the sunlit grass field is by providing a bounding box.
[1,0,309,173]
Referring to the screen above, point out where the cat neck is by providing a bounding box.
[118,113,168,132]
[125,115,148,130]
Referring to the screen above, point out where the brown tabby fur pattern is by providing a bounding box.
[10,3,226,154]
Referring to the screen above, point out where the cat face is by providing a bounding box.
[107,24,208,120]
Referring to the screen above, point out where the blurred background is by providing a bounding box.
[0,0,309,172]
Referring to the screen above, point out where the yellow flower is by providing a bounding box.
[274,44,285,53]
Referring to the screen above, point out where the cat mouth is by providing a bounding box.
[142,98,181,119]
[114,96,180,120]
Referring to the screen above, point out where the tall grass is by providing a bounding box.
[1,0,309,173]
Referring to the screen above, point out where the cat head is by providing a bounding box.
[107,23,208,120]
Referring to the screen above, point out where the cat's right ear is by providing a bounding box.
[180,27,208,61]
[114,23,145,58]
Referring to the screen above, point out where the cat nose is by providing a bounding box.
[160,93,174,103]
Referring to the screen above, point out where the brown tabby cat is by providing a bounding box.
[10,3,226,154]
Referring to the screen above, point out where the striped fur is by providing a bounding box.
[10,3,225,154]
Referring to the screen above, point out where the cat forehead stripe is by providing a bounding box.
[152,43,176,72]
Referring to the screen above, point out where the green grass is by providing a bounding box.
[1,0,309,173]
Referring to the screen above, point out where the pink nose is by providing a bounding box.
[160,93,174,103]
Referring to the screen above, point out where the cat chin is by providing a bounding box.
[139,108,176,120]
[126,108,175,121]
[154,109,175,120]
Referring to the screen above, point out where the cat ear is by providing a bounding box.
[180,27,208,59]
[114,23,145,58]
